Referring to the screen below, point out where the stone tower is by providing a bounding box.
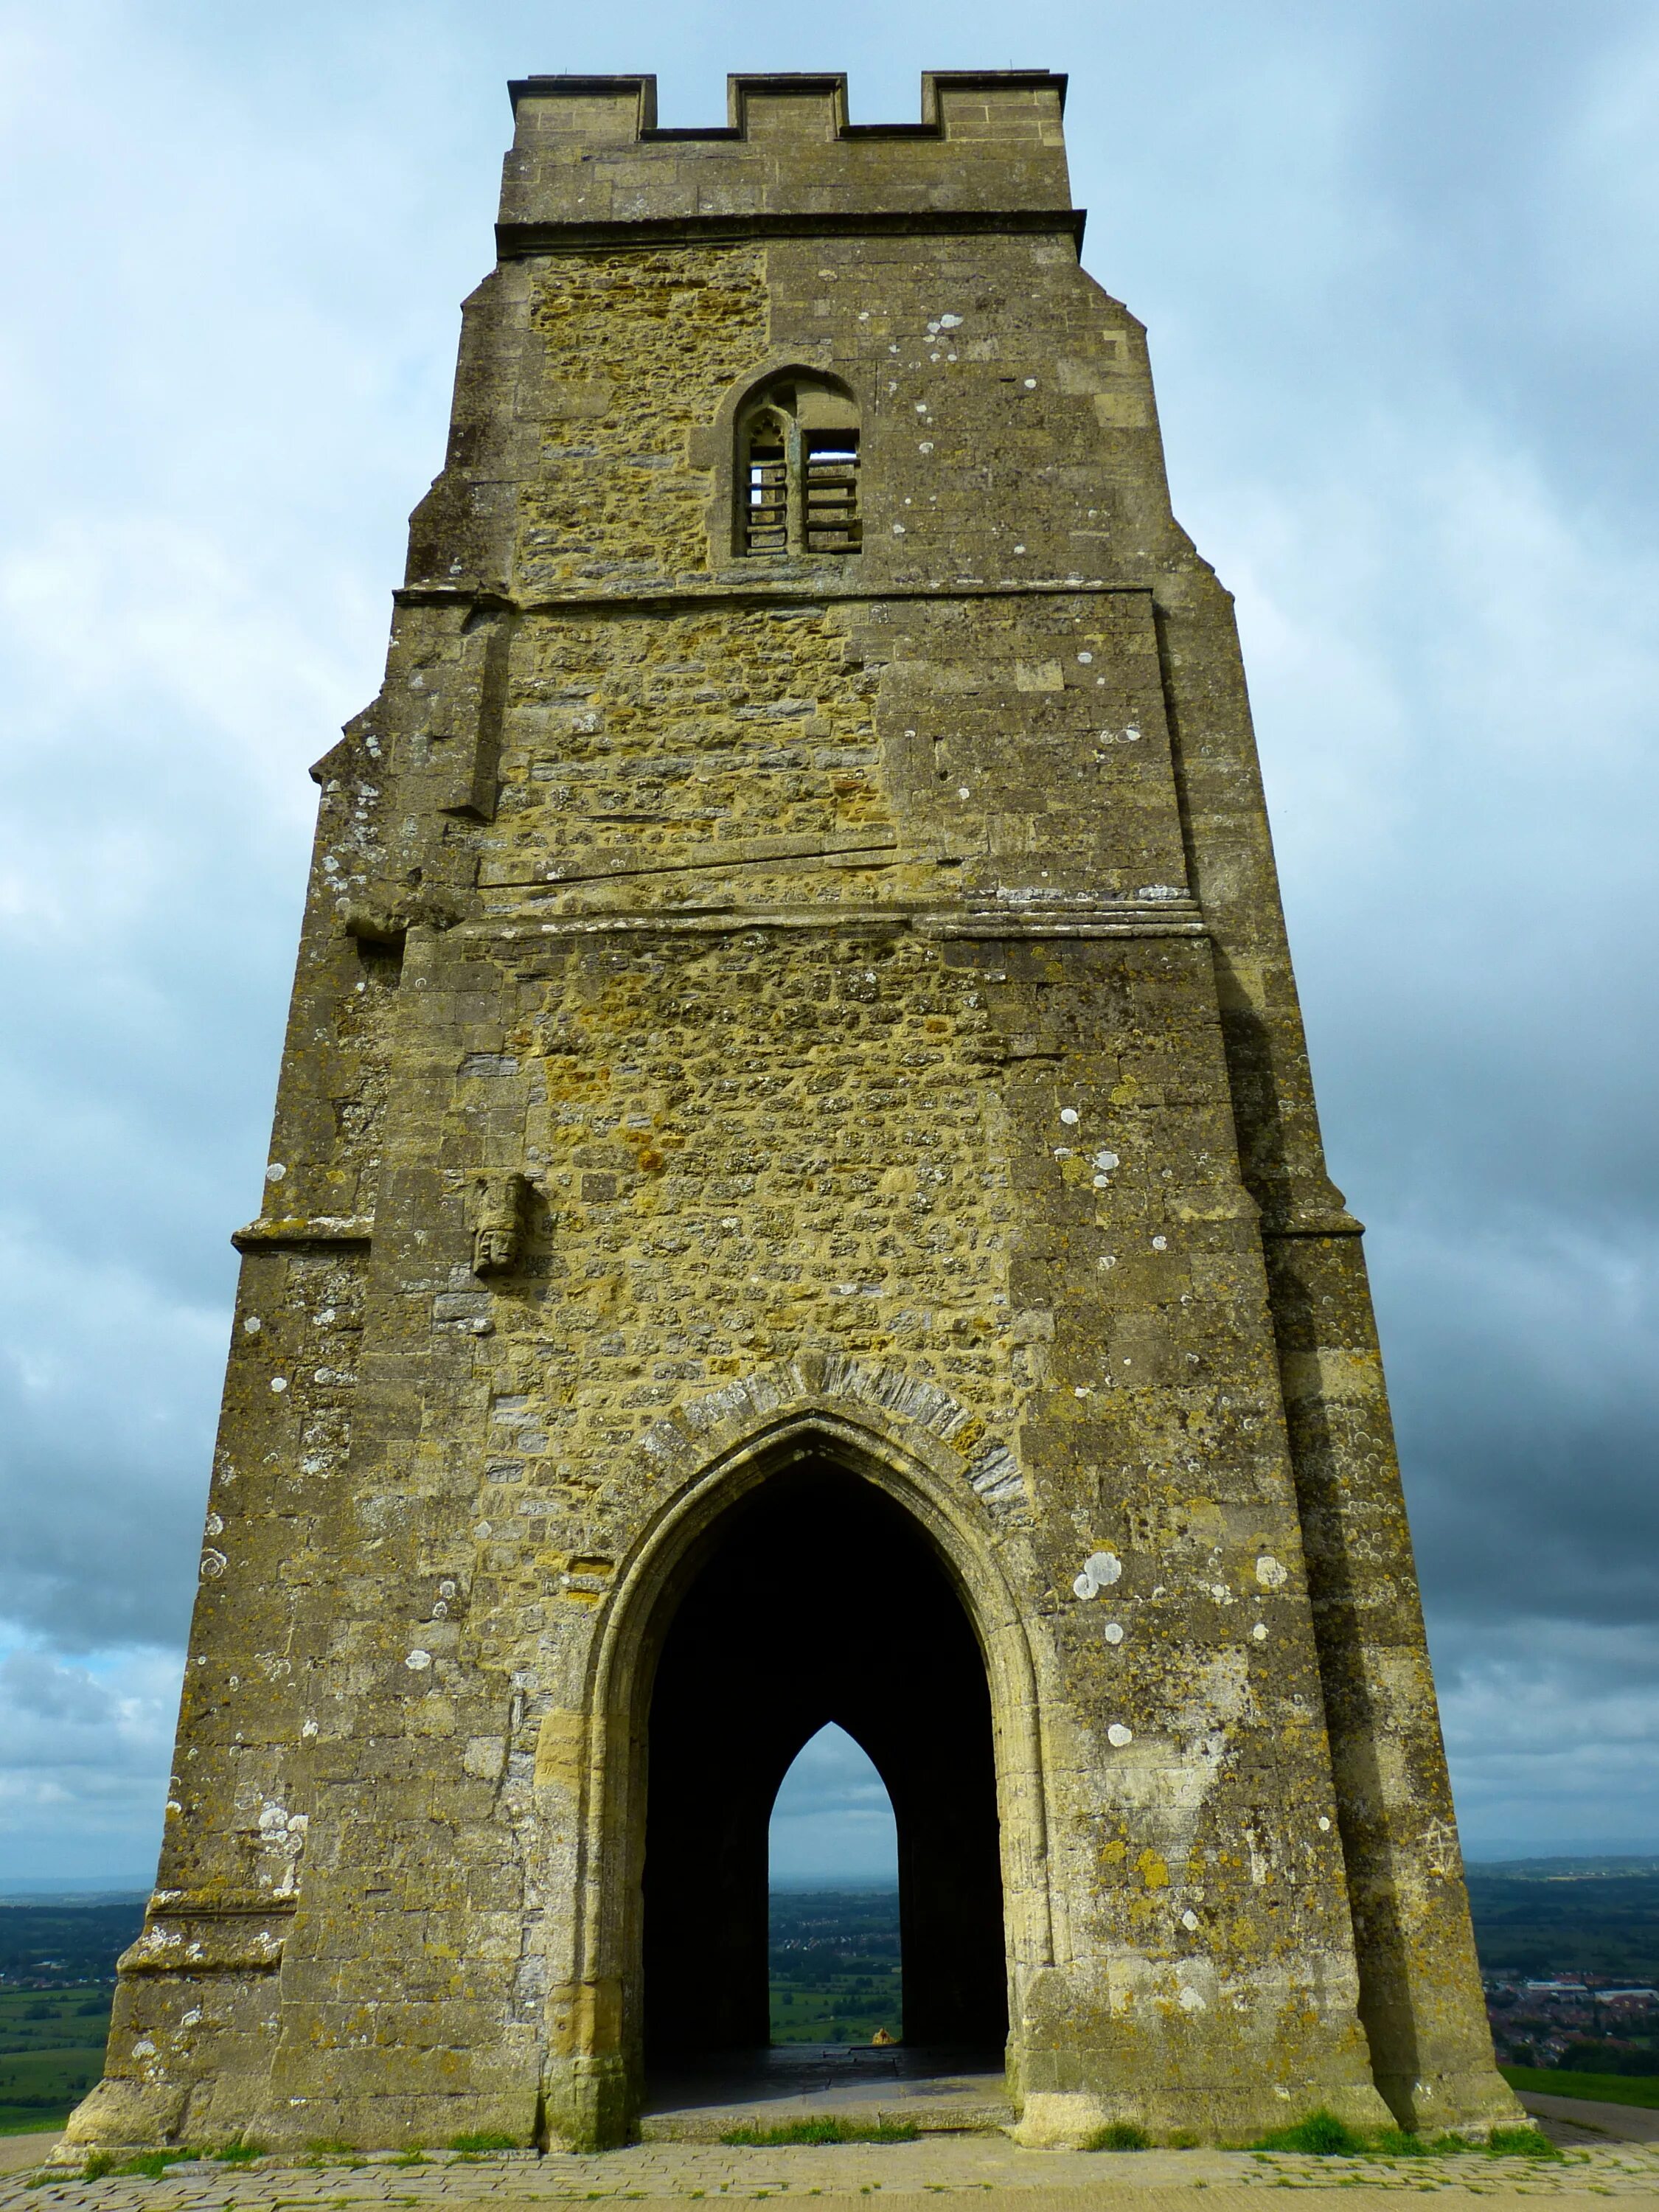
[70,71,1519,2154]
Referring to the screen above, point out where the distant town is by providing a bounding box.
[1484,1975,1657,2073]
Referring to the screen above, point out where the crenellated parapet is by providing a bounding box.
[499,71,1074,240]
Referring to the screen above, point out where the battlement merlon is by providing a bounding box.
[498,71,1075,240]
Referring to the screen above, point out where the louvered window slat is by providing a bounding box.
[744,447,789,554]
[804,446,861,552]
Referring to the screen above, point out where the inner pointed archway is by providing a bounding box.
[640,1459,1008,2067]
[770,1725,901,2046]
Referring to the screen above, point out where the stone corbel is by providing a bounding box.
[340,886,463,945]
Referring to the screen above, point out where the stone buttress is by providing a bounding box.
[67,70,1518,2154]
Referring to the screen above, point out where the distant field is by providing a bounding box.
[0,1987,112,2134]
[1502,2065,1659,2110]
[1467,1865,1659,1983]
[769,1890,901,2045]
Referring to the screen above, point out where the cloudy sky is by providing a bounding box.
[2,0,1656,1885]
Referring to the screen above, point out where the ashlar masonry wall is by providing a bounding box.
[66,69,1517,2156]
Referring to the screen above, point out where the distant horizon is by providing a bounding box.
[765,1850,1659,1889]
[5,1846,1659,1907]
[0,1878,153,1898]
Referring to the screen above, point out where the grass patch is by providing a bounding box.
[1253,2111,1369,2157]
[1253,2112,1559,2163]
[1082,2121,1150,2151]
[447,2131,519,2153]
[1502,2063,1659,2111]
[1374,2129,1445,2156]
[215,2140,266,2164]
[79,2147,206,2180]
[720,2120,919,2146]
[1486,2125,1559,2159]
[109,2149,202,2179]
[302,2139,365,2166]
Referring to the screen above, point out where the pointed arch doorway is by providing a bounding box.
[640,1458,1008,2069]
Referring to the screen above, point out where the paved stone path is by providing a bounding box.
[2,2129,1658,2211]
[1519,2093,1659,2146]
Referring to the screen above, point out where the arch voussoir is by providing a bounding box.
[632,1353,1025,1512]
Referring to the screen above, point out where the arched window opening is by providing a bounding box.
[738,379,861,557]
[769,1725,900,2047]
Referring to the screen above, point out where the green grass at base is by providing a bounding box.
[1251,2110,1556,2160]
[1082,2121,1151,2151]
[1502,2064,1659,2110]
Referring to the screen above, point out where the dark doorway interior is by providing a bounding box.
[642,1462,1007,2062]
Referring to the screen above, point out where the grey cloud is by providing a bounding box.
[0,1648,182,1878]
[1432,1617,1659,1857]
[0,1653,114,1733]
[770,1726,897,1823]
[1382,1222,1659,1627]
[0,1242,223,1650]
[769,1726,898,1880]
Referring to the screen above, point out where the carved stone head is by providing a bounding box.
[473,1172,529,1276]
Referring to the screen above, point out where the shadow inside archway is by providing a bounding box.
[641,1461,1007,2074]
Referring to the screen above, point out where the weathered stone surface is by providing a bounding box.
[70,69,1518,2156]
